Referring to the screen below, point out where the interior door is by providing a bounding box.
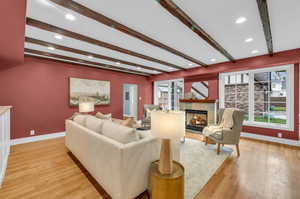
[123,84,138,120]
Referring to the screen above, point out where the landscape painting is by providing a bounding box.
[69,77,110,106]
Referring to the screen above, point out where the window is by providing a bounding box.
[219,65,293,130]
[224,73,249,121]
[154,79,184,110]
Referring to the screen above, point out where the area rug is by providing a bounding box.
[180,138,232,199]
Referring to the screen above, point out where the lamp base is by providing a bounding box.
[159,139,173,175]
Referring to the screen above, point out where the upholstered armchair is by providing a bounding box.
[205,108,245,156]
[142,104,161,128]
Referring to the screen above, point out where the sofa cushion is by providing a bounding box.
[112,118,140,129]
[95,112,112,120]
[73,114,88,126]
[102,120,139,144]
[85,116,104,134]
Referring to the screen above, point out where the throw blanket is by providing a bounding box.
[203,108,235,136]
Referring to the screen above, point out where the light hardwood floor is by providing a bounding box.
[0,134,299,199]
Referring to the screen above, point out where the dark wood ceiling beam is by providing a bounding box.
[24,48,151,76]
[256,0,273,55]
[25,37,166,73]
[200,81,208,88]
[26,18,184,70]
[158,0,235,62]
[192,86,206,98]
[49,0,207,67]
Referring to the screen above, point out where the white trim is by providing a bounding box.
[0,154,8,188]
[11,132,66,146]
[219,64,294,131]
[241,132,300,147]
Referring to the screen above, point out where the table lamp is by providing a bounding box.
[79,102,94,114]
[151,110,185,175]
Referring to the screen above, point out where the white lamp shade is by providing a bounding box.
[151,111,185,139]
[79,102,94,113]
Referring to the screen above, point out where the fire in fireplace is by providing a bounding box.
[185,109,208,132]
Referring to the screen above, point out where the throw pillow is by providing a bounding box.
[73,114,89,126]
[102,120,139,144]
[95,112,112,120]
[85,115,104,134]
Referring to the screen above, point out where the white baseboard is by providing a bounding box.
[241,132,300,147]
[11,132,66,146]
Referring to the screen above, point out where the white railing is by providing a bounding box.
[0,106,11,187]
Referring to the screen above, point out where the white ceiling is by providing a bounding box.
[25,0,300,75]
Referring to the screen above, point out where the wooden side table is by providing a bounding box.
[149,160,184,199]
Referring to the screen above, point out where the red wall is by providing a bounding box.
[0,57,153,139]
[0,0,26,68]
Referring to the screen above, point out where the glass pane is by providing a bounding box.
[229,75,236,84]
[271,70,286,81]
[255,102,269,113]
[269,113,287,124]
[225,102,236,109]
[225,75,229,85]
[254,91,269,102]
[236,101,248,110]
[254,82,269,91]
[225,85,236,101]
[243,74,249,83]
[237,84,249,92]
[254,72,270,82]
[236,74,242,84]
[254,112,269,123]
[237,92,248,101]
[270,102,286,112]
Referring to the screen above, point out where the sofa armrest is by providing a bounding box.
[119,136,160,199]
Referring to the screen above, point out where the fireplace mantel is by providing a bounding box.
[179,99,216,103]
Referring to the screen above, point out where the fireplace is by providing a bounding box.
[185,109,208,132]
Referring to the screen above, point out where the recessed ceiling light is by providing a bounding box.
[235,17,247,24]
[245,37,253,43]
[65,13,76,21]
[210,58,216,62]
[251,50,259,54]
[54,34,63,40]
[39,0,54,7]
[87,55,93,59]
[116,62,120,65]
[47,46,55,50]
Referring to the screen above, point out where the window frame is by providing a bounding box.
[219,65,294,131]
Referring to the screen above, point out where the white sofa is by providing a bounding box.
[65,117,180,199]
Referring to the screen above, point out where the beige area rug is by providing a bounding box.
[180,138,232,199]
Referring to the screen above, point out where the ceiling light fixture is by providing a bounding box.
[65,13,76,21]
[245,37,253,43]
[251,50,259,54]
[210,58,216,62]
[39,0,54,7]
[48,46,55,50]
[235,17,247,24]
[54,34,63,40]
